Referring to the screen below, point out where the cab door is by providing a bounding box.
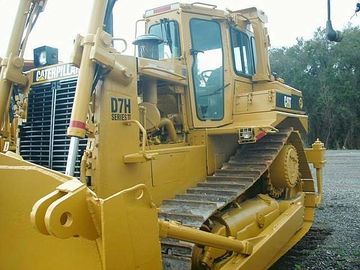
[182,14,233,128]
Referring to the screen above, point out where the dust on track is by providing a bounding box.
[271,150,360,270]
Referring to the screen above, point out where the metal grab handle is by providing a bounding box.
[112,37,127,53]
[123,120,147,153]
[140,66,186,80]
[191,2,217,9]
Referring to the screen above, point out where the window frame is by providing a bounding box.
[230,27,256,78]
[148,20,182,60]
[189,18,225,121]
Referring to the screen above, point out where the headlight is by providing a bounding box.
[242,130,253,139]
[33,46,58,67]
[239,128,255,144]
[38,51,47,66]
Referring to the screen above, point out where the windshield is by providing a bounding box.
[148,19,181,60]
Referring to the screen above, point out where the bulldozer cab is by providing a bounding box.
[137,3,267,129]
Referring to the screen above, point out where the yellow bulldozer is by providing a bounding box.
[0,1,326,269]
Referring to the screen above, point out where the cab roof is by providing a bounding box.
[144,2,227,18]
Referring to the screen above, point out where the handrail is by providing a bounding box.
[134,19,146,56]
[123,120,147,153]
[191,2,217,9]
[112,37,127,53]
[140,66,186,80]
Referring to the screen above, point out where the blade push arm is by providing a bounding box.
[65,0,109,175]
[0,0,46,149]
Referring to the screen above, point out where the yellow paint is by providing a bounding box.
[0,2,327,270]
[0,154,102,270]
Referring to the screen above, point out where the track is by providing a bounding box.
[159,128,300,270]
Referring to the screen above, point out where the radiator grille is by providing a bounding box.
[20,77,86,177]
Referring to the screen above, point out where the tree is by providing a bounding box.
[270,26,360,149]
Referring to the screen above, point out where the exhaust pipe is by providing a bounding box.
[326,0,342,42]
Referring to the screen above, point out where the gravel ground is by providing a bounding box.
[271,150,360,270]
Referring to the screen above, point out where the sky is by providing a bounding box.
[0,0,359,61]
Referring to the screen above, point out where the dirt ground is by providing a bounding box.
[271,150,360,270]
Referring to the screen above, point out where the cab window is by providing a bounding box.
[190,19,224,121]
[230,28,255,76]
[149,20,181,59]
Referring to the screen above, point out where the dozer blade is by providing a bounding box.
[0,153,102,270]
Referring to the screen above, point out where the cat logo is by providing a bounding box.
[33,64,78,83]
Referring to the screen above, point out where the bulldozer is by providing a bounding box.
[0,1,326,269]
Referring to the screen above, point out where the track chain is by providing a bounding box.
[160,129,294,270]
